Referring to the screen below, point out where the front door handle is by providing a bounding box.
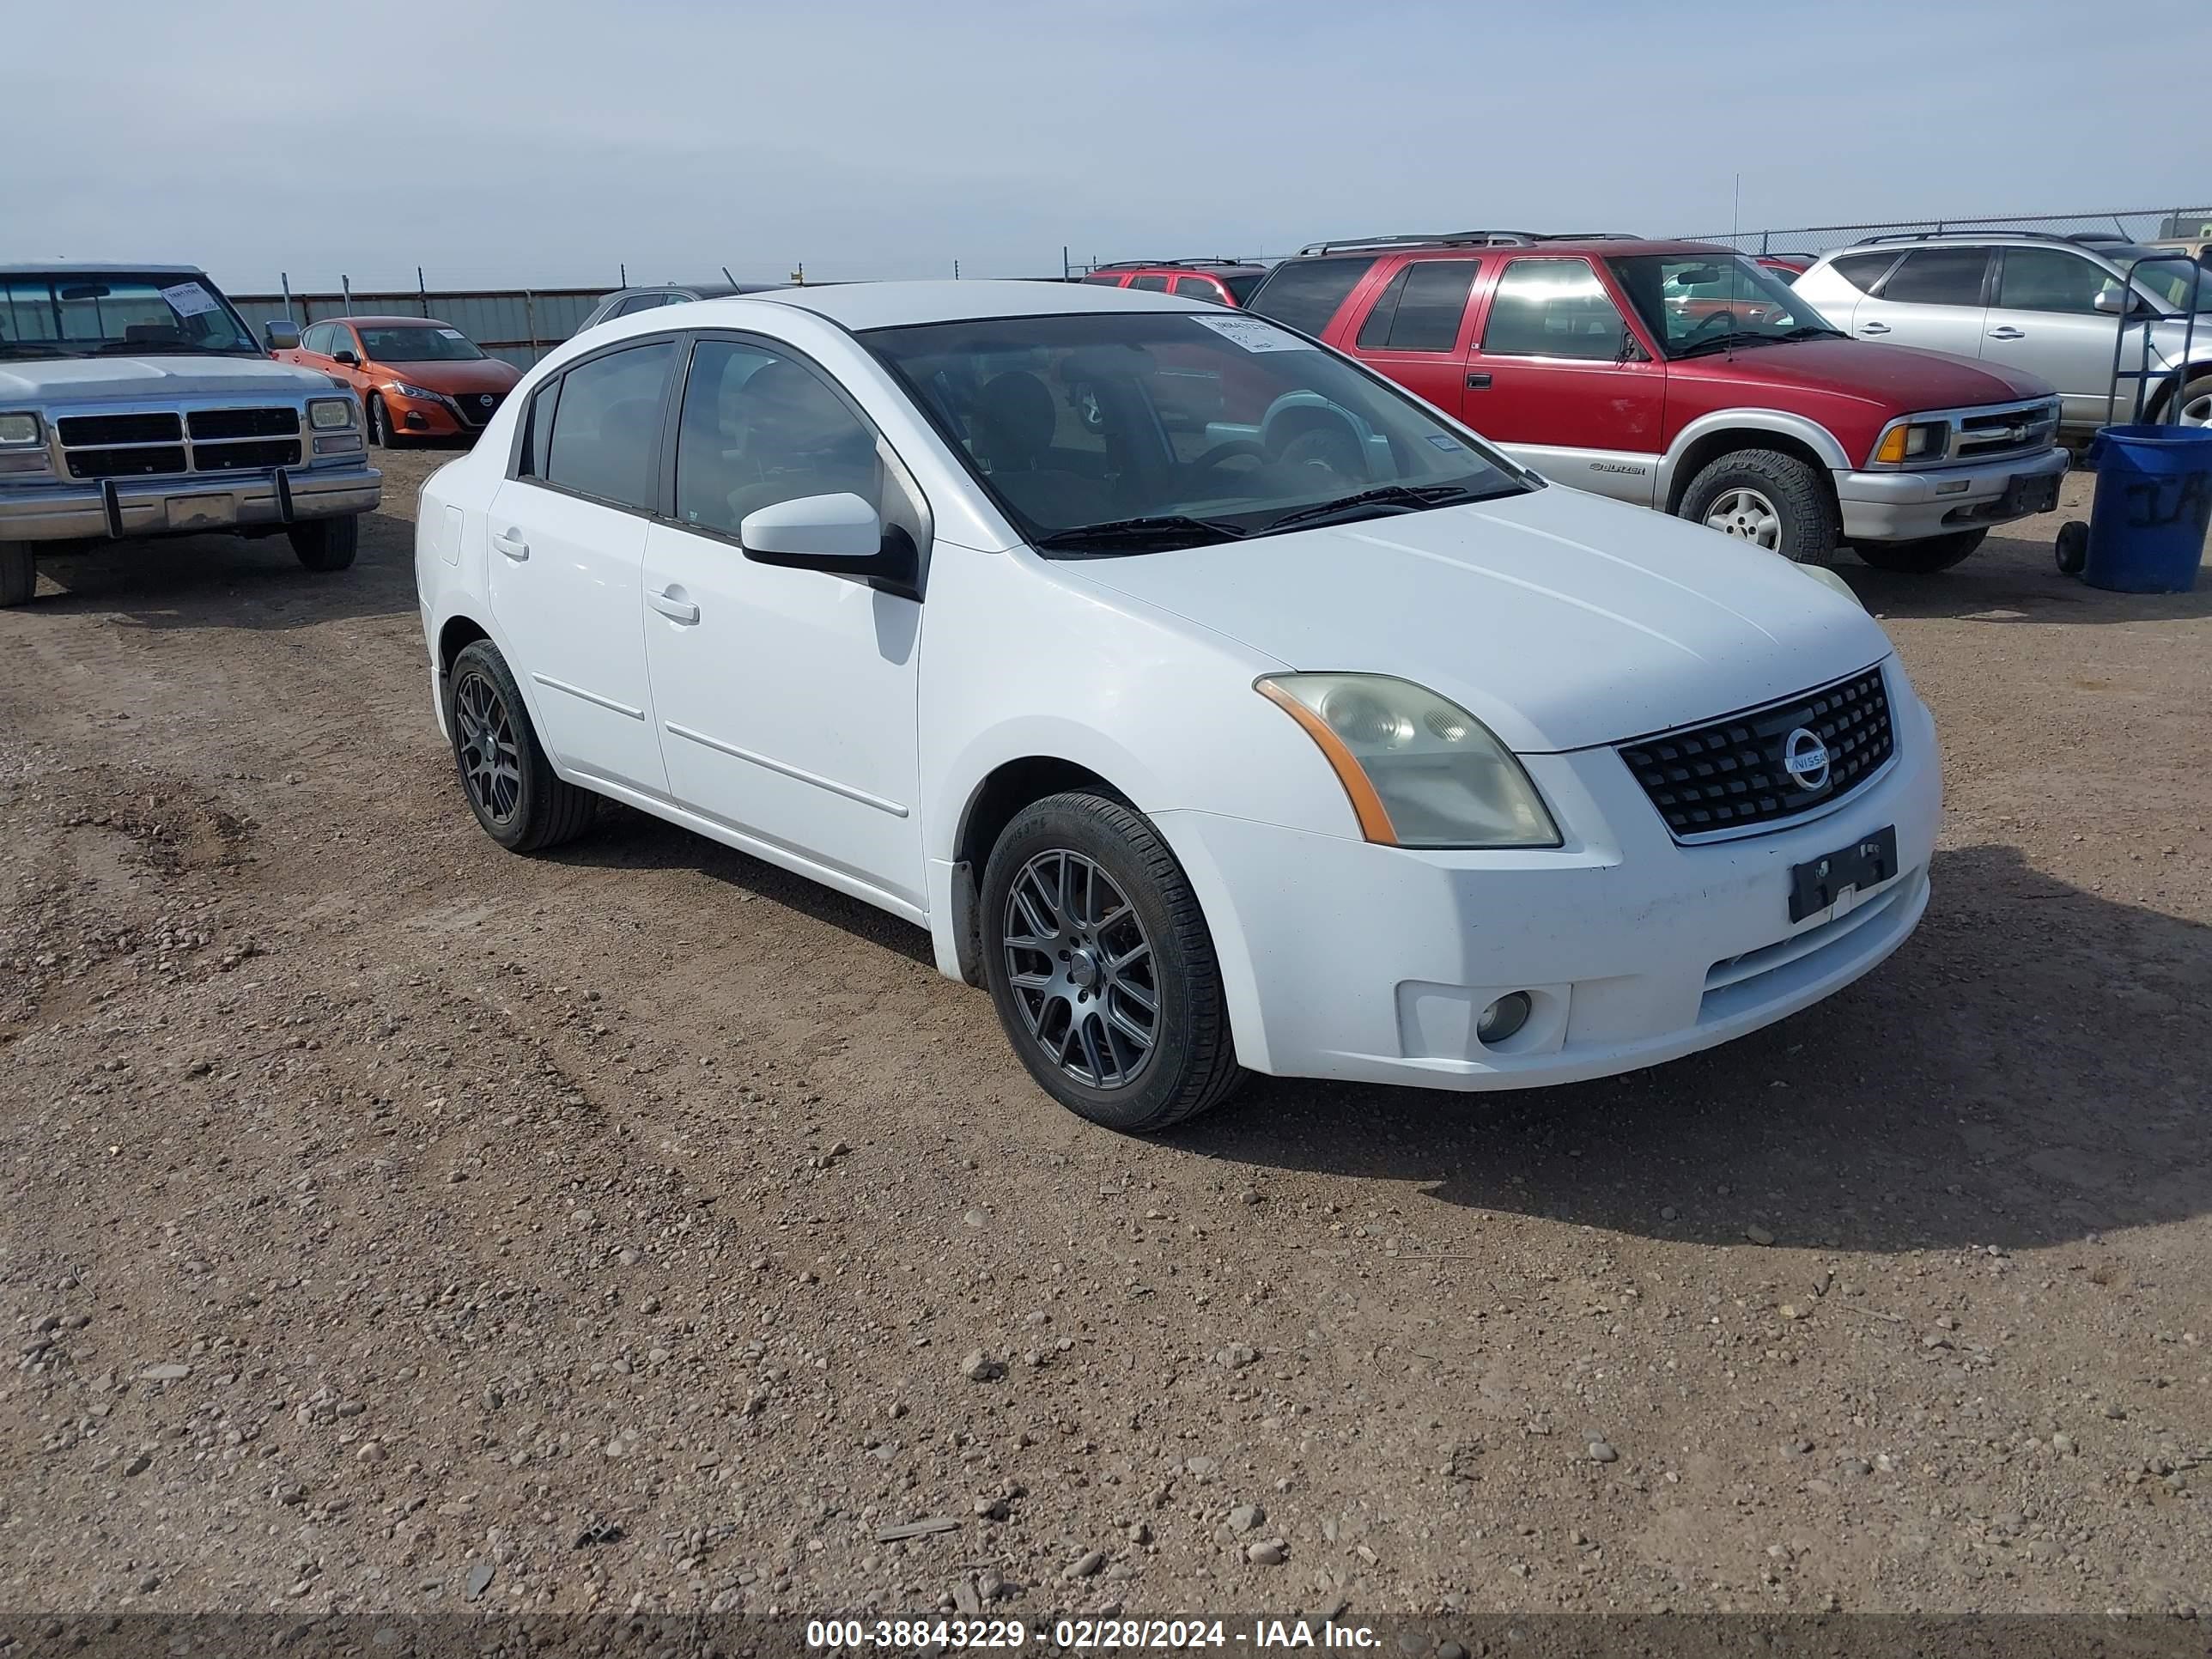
[1859,322,1892,335]
[491,528,529,561]
[1466,372,1492,390]
[648,587,700,625]
[1987,325,2026,340]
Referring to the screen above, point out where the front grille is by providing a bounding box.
[188,407,298,441]
[68,446,190,480]
[192,440,301,471]
[57,413,180,446]
[451,390,504,427]
[1619,665,1895,839]
[1954,401,2058,460]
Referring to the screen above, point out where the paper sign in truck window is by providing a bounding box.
[159,282,221,319]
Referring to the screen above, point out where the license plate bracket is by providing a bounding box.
[165,494,237,532]
[1788,824,1898,923]
[2001,471,2061,518]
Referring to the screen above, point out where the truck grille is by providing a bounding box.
[57,413,181,446]
[1953,400,2060,461]
[67,446,190,480]
[56,405,307,482]
[188,407,298,441]
[192,440,301,471]
[1618,665,1895,840]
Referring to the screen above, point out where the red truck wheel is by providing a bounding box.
[1679,449,1838,564]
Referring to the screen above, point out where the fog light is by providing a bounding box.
[1477,991,1532,1045]
[313,433,363,455]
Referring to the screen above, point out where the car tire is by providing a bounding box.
[365,395,389,447]
[2169,373,2212,428]
[1680,449,1838,564]
[0,542,34,607]
[289,515,359,572]
[446,639,598,854]
[1852,527,1987,574]
[980,792,1244,1134]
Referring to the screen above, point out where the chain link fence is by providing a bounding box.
[1674,206,2212,258]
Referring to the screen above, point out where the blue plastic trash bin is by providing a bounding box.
[2081,423,2212,593]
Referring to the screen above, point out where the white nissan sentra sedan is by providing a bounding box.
[414,281,1939,1133]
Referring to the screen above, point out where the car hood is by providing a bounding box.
[1668,337,2055,411]
[1056,484,1893,754]
[0,353,337,403]
[370,358,520,394]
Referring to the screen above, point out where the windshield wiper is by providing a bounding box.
[91,339,251,356]
[1259,482,1482,534]
[1030,514,1249,553]
[1776,325,1847,342]
[0,341,72,360]
[1674,330,1789,359]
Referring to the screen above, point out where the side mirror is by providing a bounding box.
[264,320,301,351]
[333,349,360,367]
[740,493,919,597]
[2091,289,2129,315]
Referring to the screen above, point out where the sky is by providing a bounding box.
[9,0,2209,296]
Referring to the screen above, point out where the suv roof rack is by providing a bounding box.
[1853,227,2138,249]
[1295,230,1642,256]
[1088,257,1259,271]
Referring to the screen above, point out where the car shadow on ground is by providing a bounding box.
[1832,528,2211,624]
[1172,842,2210,1256]
[15,501,420,632]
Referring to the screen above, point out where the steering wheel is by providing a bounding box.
[1685,309,1738,342]
[1183,439,1267,475]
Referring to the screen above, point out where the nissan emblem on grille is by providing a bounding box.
[1616,666,1895,840]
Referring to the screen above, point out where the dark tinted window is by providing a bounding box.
[1357,259,1476,352]
[1826,252,1899,294]
[1172,276,1225,303]
[1127,275,1170,292]
[1480,258,1629,361]
[673,339,881,538]
[541,341,675,510]
[611,293,668,318]
[1221,271,1266,305]
[301,323,331,355]
[521,380,558,478]
[1081,273,1125,286]
[1879,247,1989,306]
[1996,247,2125,313]
[328,328,357,359]
[1246,256,1378,337]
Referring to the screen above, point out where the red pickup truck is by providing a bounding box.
[1243,236,2069,572]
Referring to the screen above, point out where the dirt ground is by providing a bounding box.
[1,450,2206,1626]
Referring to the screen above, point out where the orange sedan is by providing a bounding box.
[280,315,521,447]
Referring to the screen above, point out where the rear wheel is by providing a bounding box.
[289,514,358,572]
[446,639,598,853]
[0,542,34,607]
[981,793,1244,1133]
[1679,448,1838,564]
[1853,527,1987,574]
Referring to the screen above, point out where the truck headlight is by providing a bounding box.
[1257,673,1561,849]
[1871,418,1949,465]
[0,412,42,447]
[308,397,357,430]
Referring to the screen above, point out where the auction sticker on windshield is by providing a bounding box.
[159,282,221,319]
[1189,314,1313,351]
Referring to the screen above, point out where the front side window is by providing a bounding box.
[1172,276,1226,303]
[2130,257,2212,313]
[1244,257,1378,337]
[1878,247,1990,306]
[300,322,332,355]
[1607,254,1843,357]
[356,324,487,362]
[0,271,260,358]
[1127,276,1170,292]
[1480,258,1632,361]
[673,338,884,537]
[540,340,676,510]
[1356,259,1478,352]
[865,309,1529,556]
[328,328,359,360]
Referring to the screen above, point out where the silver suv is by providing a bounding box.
[1793,232,2211,434]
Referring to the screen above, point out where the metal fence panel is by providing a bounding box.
[228,287,605,370]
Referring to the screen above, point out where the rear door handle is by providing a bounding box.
[1466,372,1492,390]
[1858,322,1892,335]
[1987,325,2026,340]
[491,528,529,561]
[648,587,700,625]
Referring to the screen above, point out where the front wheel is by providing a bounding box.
[1678,448,1838,564]
[289,514,359,572]
[980,793,1244,1133]
[1853,527,1987,574]
[446,640,598,853]
[365,394,389,447]
[2172,373,2212,428]
[0,541,33,607]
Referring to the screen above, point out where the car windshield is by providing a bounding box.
[0,272,261,359]
[863,309,1532,554]
[1607,254,1844,357]
[356,324,488,362]
[2131,258,2212,313]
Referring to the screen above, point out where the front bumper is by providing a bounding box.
[0,463,381,544]
[1155,678,1942,1091]
[1833,444,2068,542]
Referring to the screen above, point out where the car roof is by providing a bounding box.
[0,262,208,276]
[327,314,464,328]
[1291,239,1732,262]
[740,278,1206,330]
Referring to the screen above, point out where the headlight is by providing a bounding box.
[1797,563,1864,607]
[0,412,41,447]
[1871,418,1949,465]
[1256,673,1560,849]
[389,381,444,403]
[307,397,356,430]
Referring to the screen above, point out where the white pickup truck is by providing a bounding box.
[0,263,381,605]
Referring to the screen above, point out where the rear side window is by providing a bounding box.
[1879,247,1990,306]
[1825,252,1899,294]
[1480,258,1629,361]
[1246,257,1378,337]
[1356,259,1478,352]
[1081,273,1126,286]
[1127,275,1170,292]
[540,340,676,510]
[1172,276,1225,303]
[611,293,669,318]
